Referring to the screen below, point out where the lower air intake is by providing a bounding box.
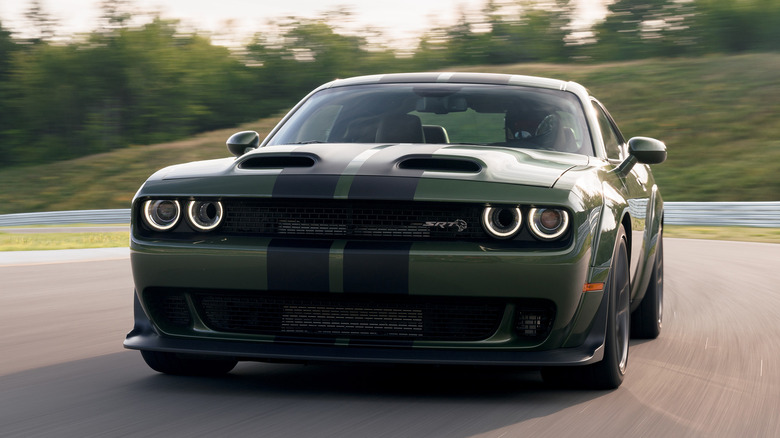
[514,306,555,341]
[143,288,556,343]
[194,292,504,342]
[145,292,192,329]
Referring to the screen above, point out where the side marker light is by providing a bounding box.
[583,283,605,293]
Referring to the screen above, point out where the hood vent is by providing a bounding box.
[238,155,316,170]
[399,157,481,173]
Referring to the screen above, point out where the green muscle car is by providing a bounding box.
[124,73,666,389]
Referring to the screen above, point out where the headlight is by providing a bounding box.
[482,206,522,239]
[528,207,569,240]
[142,200,181,231]
[186,200,224,231]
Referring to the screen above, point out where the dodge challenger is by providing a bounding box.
[124,72,666,389]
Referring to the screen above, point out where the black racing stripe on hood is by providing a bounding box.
[270,148,358,198]
[346,147,441,200]
[348,174,422,200]
[267,239,332,292]
[343,241,412,295]
[272,174,341,198]
[355,145,444,175]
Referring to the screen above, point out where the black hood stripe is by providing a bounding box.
[272,174,342,198]
[345,145,445,200]
[348,174,422,200]
[270,146,358,198]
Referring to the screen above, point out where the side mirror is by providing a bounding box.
[227,131,260,157]
[615,136,666,175]
[628,137,667,164]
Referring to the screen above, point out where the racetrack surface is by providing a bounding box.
[1,239,778,437]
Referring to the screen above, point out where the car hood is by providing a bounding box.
[156,143,591,189]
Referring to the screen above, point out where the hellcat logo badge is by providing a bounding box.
[423,219,468,232]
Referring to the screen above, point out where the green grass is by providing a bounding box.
[664,225,780,244]
[1,54,779,216]
[0,231,129,251]
[0,117,282,214]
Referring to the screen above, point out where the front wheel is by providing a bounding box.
[631,230,663,339]
[542,224,630,389]
[140,350,237,376]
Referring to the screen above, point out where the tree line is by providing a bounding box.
[0,0,778,168]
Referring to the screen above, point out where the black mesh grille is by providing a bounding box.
[514,306,555,341]
[220,199,486,240]
[194,292,503,341]
[145,292,192,329]
[143,289,556,343]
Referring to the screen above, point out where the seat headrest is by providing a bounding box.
[375,113,424,143]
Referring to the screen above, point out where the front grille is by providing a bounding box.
[220,199,486,240]
[515,306,555,341]
[194,292,503,341]
[143,289,556,343]
[145,292,191,329]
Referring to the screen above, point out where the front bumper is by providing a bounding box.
[125,290,608,366]
[125,236,608,366]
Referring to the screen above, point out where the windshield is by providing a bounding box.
[266,83,594,156]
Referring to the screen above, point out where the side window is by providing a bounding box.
[592,102,622,160]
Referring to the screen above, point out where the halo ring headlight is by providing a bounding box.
[142,199,181,231]
[186,200,224,232]
[529,207,569,240]
[482,206,522,239]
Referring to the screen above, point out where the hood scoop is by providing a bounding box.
[238,155,316,170]
[398,157,482,173]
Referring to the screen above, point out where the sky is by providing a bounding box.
[0,0,608,48]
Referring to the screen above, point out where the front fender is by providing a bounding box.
[629,184,663,311]
[589,182,629,285]
[563,185,626,348]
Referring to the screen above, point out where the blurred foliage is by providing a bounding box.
[0,0,778,173]
[1,54,778,214]
[456,54,780,202]
[590,0,780,59]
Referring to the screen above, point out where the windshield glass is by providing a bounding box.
[266,83,594,156]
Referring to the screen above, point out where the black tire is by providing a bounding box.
[542,224,630,390]
[140,350,237,376]
[631,230,663,339]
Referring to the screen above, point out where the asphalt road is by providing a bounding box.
[1,239,778,437]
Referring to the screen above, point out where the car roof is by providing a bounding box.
[322,72,590,97]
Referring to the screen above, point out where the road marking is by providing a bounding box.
[760,360,763,377]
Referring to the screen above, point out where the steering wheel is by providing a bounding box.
[533,114,560,150]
